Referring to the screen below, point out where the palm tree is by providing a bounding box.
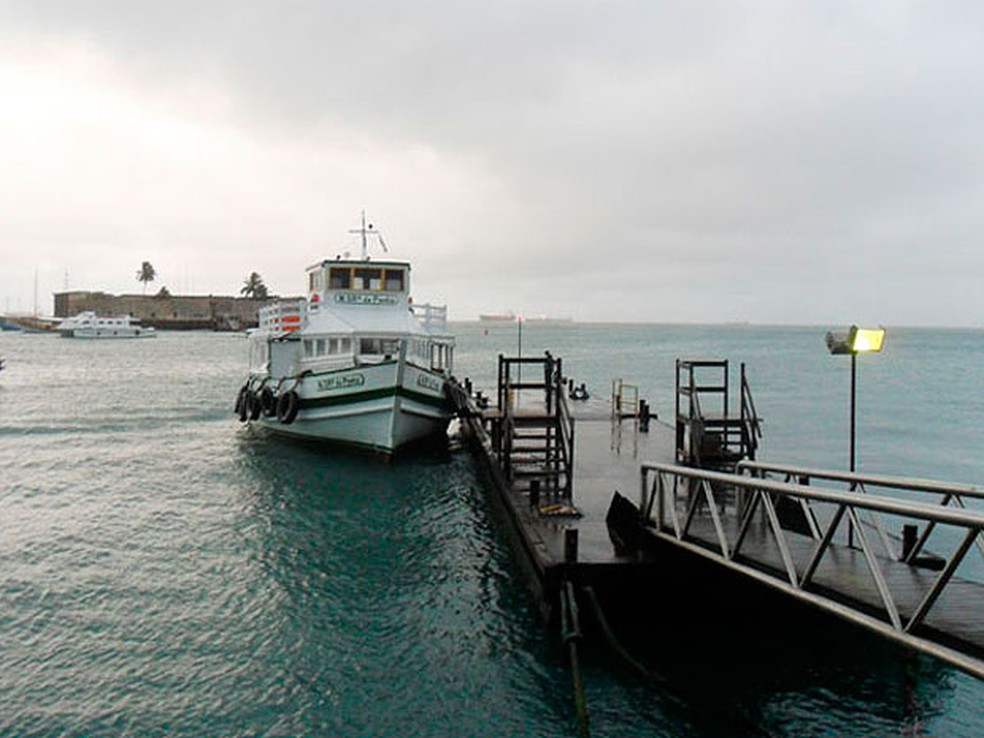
[137,262,156,294]
[241,272,269,300]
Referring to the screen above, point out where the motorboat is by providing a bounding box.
[56,311,156,338]
[235,215,455,453]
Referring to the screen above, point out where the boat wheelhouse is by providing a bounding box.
[236,220,455,453]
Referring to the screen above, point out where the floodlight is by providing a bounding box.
[851,327,885,353]
[825,325,886,355]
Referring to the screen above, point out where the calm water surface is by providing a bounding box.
[0,324,981,736]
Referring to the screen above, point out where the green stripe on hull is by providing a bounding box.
[298,385,450,411]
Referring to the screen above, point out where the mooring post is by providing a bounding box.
[530,479,541,509]
[560,581,589,738]
[564,528,579,563]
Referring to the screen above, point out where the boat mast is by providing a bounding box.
[348,210,388,260]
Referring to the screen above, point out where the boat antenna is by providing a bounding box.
[349,210,388,260]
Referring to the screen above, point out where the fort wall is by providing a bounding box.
[53,291,290,330]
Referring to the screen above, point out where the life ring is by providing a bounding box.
[276,390,300,424]
[260,387,277,417]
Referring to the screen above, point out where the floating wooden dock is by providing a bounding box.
[448,353,984,682]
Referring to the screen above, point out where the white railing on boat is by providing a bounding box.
[411,303,448,332]
[258,300,307,335]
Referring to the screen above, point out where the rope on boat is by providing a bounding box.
[560,580,590,738]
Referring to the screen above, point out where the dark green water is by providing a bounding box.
[1,325,981,736]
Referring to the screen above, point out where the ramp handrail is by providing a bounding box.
[639,462,984,680]
[737,460,984,564]
[738,365,762,459]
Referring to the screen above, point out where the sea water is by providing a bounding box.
[0,324,981,737]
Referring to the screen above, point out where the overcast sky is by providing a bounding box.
[1,1,982,325]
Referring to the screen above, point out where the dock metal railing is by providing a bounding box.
[737,460,984,565]
[611,379,639,420]
[639,461,984,679]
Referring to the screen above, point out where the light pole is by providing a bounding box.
[824,325,886,472]
[825,325,886,547]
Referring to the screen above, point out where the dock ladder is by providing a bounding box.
[675,359,762,471]
[494,353,575,500]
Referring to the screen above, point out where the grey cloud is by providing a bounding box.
[2,1,982,324]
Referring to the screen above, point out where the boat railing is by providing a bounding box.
[411,303,448,332]
[639,461,984,679]
[258,300,307,335]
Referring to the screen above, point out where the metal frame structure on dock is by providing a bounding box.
[638,461,984,679]
[490,353,575,500]
[675,360,761,470]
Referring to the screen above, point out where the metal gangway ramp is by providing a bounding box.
[638,461,984,679]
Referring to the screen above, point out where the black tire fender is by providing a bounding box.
[248,391,262,421]
[260,387,277,417]
[276,390,300,425]
[235,385,249,420]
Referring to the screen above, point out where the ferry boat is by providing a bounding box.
[235,216,455,453]
[479,311,516,323]
[56,311,156,338]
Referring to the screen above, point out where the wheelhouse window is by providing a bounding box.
[328,267,351,289]
[309,271,325,292]
[384,270,404,291]
[353,268,383,291]
[325,266,407,293]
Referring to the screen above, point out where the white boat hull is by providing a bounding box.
[252,360,452,453]
[62,328,156,338]
[56,311,156,338]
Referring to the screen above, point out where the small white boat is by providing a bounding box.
[56,311,156,339]
[235,214,455,454]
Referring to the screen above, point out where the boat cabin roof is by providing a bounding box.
[307,258,411,273]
